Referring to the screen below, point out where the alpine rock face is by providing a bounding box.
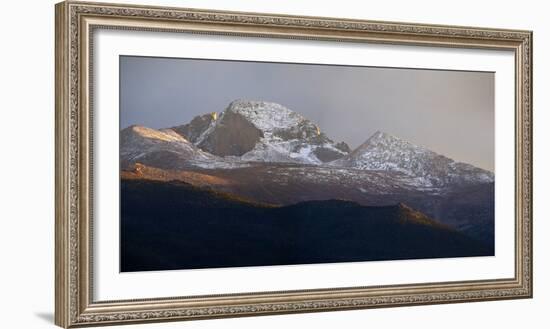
[171,112,217,144]
[175,100,350,164]
[332,131,494,188]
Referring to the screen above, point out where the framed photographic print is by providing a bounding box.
[55,1,533,327]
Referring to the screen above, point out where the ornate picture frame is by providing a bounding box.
[55,1,532,327]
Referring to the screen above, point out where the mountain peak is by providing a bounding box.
[228,99,284,109]
[372,130,390,138]
[347,131,415,160]
[225,99,305,132]
[333,131,494,187]
[174,100,350,163]
[364,130,409,146]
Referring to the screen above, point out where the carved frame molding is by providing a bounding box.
[55,1,532,327]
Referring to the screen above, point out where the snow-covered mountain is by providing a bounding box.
[174,100,350,164]
[121,125,212,168]
[120,125,246,170]
[121,104,496,245]
[331,131,494,187]
[123,100,493,189]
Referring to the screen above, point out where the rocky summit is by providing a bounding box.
[173,100,350,164]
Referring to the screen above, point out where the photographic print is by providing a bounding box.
[120,56,495,272]
[55,4,532,326]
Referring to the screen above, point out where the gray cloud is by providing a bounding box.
[121,56,494,171]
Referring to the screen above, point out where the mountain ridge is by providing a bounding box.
[331,129,493,187]
[120,125,215,169]
[121,99,493,187]
[121,178,492,271]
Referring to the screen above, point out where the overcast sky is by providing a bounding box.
[120,56,494,171]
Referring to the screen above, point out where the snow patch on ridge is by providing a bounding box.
[226,100,345,165]
[227,100,305,132]
[331,131,494,187]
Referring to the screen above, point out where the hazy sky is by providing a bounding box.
[120,56,494,171]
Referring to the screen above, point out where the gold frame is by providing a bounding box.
[55,1,533,327]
